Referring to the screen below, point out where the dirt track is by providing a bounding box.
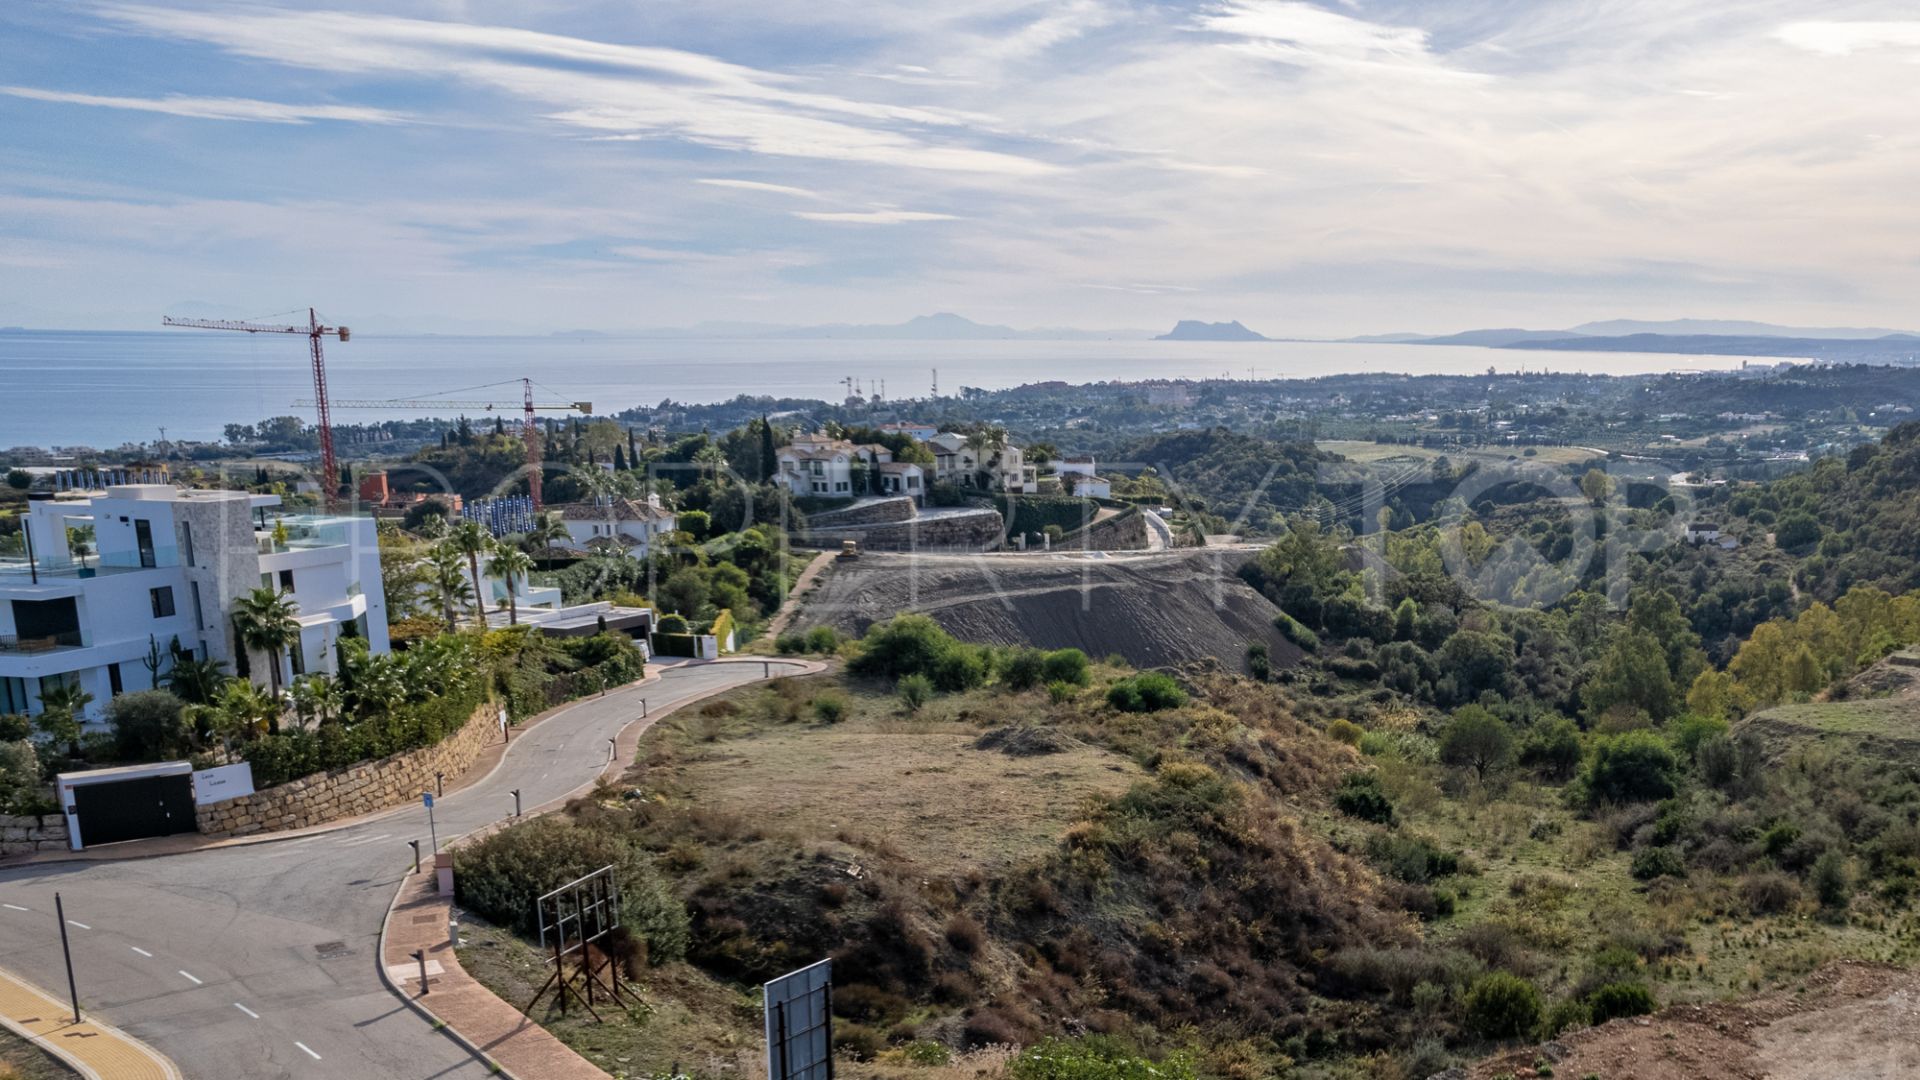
[1471,963,1920,1080]
[792,548,1299,674]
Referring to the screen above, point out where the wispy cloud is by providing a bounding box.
[1774,20,1920,55]
[792,209,958,224]
[0,85,408,124]
[696,178,823,199]
[95,4,1056,175]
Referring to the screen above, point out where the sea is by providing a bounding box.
[0,329,1764,449]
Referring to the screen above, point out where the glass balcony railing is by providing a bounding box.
[0,547,176,579]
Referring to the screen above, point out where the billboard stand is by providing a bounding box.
[526,864,629,1019]
[764,958,833,1080]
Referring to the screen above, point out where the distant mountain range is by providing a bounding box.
[1156,320,1269,342]
[1328,319,1920,361]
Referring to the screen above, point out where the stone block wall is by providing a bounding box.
[196,701,499,838]
[805,496,917,529]
[806,508,1005,552]
[0,815,69,857]
[1060,507,1149,551]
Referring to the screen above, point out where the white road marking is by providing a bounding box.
[340,833,391,847]
[178,971,203,985]
[295,1041,321,1060]
[2,903,28,912]
[66,920,90,930]
[130,946,153,957]
[234,1003,260,1019]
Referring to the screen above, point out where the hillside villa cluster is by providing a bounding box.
[771,426,1115,501]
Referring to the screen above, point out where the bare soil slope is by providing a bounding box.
[793,549,1298,673]
[1471,963,1920,1080]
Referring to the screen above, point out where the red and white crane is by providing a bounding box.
[164,308,349,506]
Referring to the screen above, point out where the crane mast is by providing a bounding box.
[164,307,348,507]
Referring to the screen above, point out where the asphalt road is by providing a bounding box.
[0,660,802,1080]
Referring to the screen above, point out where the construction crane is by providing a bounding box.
[164,308,349,505]
[301,379,591,509]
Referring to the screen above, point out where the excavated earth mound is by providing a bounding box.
[792,548,1299,674]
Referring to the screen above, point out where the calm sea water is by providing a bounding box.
[0,330,1757,448]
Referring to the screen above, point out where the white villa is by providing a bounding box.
[1055,455,1114,498]
[878,421,938,442]
[2,485,390,723]
[773,434,925,501]
[548,496,678,559]
[928,432,1039,493]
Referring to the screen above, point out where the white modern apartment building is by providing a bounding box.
[1,485,389,723]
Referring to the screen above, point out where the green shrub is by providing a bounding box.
[1585,982,1656,1024]
[1366,831,1459,883]
[1327,719,1364,746]
[1812,849,1852,910]
[1105,673,1186,713]
[1583,730,1679,806]
[1274,612,1320,652]
[1630,846,1687,881]
[454,816,689,962]
[1001,648,1048,691]
[803,626,841,654]
[1046,680,1078,704]
[1464,972,1543,1040]
[1665,713,1729,757]
[851,615,962,681]
[1009,1037,1196,1080]
[931,645,990,693]
[774,633,806,655]
[812,694,849,724]
[656,613,691,635]
[1518,717,1584,780]
[1335,772,1396,824]
[903,1041,952,1066]
[106,690,189,761]
[1541,997,1591,1038]
[1041,649,1091,687]
[899,674,933,712]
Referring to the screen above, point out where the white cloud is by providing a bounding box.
[1774,20,1920,55]
[97,4,1057,176]
[696,178,822,199]
[0,86,409,124]
[791,209,958,224]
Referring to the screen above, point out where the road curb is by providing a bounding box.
[373,657,825,1080]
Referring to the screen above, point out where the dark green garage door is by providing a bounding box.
[72,775,197,847]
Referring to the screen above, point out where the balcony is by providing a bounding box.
[0,631,86,654]
[256,517,355,555]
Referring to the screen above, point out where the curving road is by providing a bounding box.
[0,660,802,1080]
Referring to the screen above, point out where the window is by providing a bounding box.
[108,663,123,696]
[180,521,195,567]
[150,586,176,618]
[134,519,156,568]
[289,640,306,677]
[190,582,204,629]
[261,573,271,590]
[0,678,26,715]
[278,569,295,592]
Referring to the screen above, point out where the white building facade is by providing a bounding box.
[549,496,677,560]
[1,486,390,723]
[927,433,1039,493]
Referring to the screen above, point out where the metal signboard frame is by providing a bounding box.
[525,864,629,1019]
[764,958,833,1080]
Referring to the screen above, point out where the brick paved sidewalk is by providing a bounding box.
[0,965,182,1080]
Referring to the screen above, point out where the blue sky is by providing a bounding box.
[2,0,1918,335]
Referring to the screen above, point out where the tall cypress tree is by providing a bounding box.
[758,416,777,481]
[614,444,628,471]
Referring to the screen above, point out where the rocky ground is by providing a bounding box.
[1466,963,1920,1080]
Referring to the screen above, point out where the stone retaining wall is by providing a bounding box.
[805,508,1005,551]
[196,701,499,838]
[1060,507,1149,551]
[0,815,68,857]
[805,496,917,528]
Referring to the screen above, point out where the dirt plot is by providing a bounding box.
[792,548,1299,673]
[1471,963,1920,1080]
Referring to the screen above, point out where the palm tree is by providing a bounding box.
[34,681,94,758]
[289,674,345,730]
[427,543,474,633]
[524,511,569,562]
[232,586,300,730]
[693,443,728,482]
[490,544,536,626]
[448,520,492,628]
[162,655,229,705]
